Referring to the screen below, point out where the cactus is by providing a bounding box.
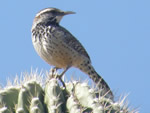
[0,70,137,113]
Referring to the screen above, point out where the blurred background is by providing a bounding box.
[0,0,149,112]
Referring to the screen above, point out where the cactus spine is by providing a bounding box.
[0,70,137,113]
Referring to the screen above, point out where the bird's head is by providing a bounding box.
[32,8,75,28]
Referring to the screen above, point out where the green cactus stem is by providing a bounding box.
[0,70,137,113]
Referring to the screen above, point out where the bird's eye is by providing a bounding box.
[49,17,55,21]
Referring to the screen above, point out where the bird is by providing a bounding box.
[31,7,113,99]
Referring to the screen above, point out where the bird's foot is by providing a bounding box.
[56,75,66,88]
[48,67,66,88]
[49,67,60,79]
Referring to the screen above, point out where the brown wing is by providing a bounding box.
[52,25,91,62]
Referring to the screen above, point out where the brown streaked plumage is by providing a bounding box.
[31,8,113,99]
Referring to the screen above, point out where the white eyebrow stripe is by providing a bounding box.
[36,8,53,17]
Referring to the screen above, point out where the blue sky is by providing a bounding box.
[0,0,149,112]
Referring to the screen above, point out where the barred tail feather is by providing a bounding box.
[78,62,114,100]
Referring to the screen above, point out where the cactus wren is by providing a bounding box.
[31,8,113,99]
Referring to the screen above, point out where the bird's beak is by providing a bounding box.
[63,11,76,15]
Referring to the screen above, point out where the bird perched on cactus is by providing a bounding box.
[31,7,113,99]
